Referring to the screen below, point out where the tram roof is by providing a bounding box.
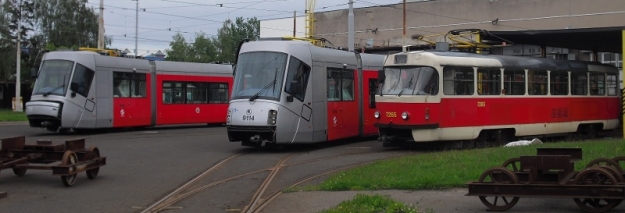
[482,26,625,54]
[424,50,614,72]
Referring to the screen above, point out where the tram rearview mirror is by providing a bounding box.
[377,70,385,83]
[31,68,38,79]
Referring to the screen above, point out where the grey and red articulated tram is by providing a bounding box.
[226,40,385,147]
[374,50,620,147]
[26,51,233,133]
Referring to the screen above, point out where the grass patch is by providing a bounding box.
[0,109,27,122]
[315,139,624,191]
[319,194,423,213]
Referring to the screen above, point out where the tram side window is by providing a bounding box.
[327,68,354,101]
[442,66,474,95]
[209,83,229,103]
[187,82,208,104]
[528,70,547,95]
[503,70,525,95]
[571,72,588,95]
[368,79,378,108]
[589,73,605,96]
[284,56,311,101]
[163,82,173,104]
[550,71,568,95]
[607,74,618,96]
[113,72,146,98]
[477,68,501,95]
[70,64,94,97]
[132,73,146,97]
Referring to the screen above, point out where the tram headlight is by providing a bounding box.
[267,110,278,125]
[226,109,232,124]
[374,111,380,119]
[401,112,409,120]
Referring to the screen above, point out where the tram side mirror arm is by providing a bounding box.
[31,68,38,79]
[70,82,78,97]
[377,69,385,83]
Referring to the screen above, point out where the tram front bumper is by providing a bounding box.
[226,125,276,142]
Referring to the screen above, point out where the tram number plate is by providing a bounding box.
[477,101,486,107]
[386,112,397,118]
[243,115,255,121]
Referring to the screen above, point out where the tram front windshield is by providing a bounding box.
[231,52,288,101]
[381,66,438,96]
[32,60,74,97]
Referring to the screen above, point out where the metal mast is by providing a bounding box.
[14,0,22,112]
[348,0,354,51]
[98,0,104,49]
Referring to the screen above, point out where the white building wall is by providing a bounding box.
[260,16,306,38]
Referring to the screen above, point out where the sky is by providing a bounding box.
[86,0,404,56]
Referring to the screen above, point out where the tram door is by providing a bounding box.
[281,56,313,142]
[327,66,358,141]
[68,63,96,128]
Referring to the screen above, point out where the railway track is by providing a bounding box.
[137,147,401,213]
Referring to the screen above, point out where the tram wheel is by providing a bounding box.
[86,147,100,179]
[61,150,78,187]
[12,168,27,177]
[45,125,59,132]
[477,167,520,211]
[572,167,620,213]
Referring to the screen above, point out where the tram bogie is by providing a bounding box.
[226,40,384,147]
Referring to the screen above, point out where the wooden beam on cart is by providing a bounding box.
[0,192,7,199]
[622,29,624,139]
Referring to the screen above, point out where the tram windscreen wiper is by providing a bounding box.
[43,84,65,97]
[397,75,414,97]
[249,79,277,101]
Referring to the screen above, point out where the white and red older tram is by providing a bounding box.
[25,51,233,132]
[374,50,620,147]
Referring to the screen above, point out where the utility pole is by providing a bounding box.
[348,0,354,51]
[403,0,406,40]
[98,0,104,49]
[14,0,22,112]
[133,0,139,58]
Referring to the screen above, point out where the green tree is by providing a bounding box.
[0,3,14,81]
[0,0,35,83]
[165,33,190,62]
[213,17,259,63]
[189,32,217,63]
[33,0,99,49]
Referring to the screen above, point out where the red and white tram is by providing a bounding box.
[375,50,620,147]
[26,51,233,132]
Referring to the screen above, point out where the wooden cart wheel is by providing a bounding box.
[585,158,623,173]
[12,168,26,177]
[477,167,520,211]
[61,150,78,187]
[573,167,620,213]
[86,147,100,179]
[501,157,525,172]
[612,156,625,171]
